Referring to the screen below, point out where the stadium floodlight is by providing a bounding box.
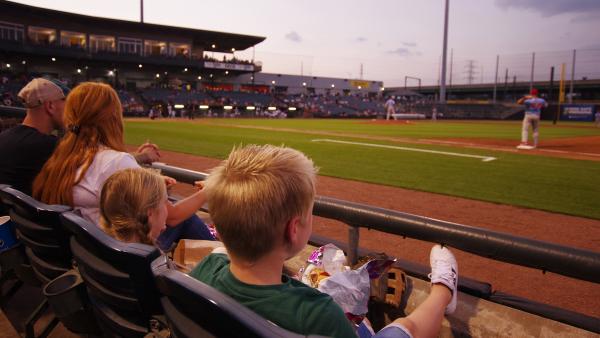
[211,44,216,49]
[51,57,56,62]
[108,70,114,76]
[288,107,297,111]
[271,80,276,85]
[246,106,255,110]
[164,71,168,75]
[85,66,88,69]
[381,87,385,91]
[302,82,306,86]
[174,104,184,109]
[331,84,335,88]
[199,105,209,109]
[358,86,362,89]
[138,64,143,68]
[197,76,202,80]
[209,74,213,78]
[77,68,81,73]
[184,68,188,72]
[231,48,235,52]
[6,64,10,68]
[22,60,26,65]
[225,71,229,75]
[155,73,160,78]
[267,106,277,111]
[223,105,233,110]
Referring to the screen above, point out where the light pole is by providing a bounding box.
[439,0,449,104]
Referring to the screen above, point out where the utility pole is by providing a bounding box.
[449,48,453,87]
[464,60,476,84]
[512,75,516,101]
[493,55,499,103]
[439,0,449,104]
[503,68,508,100]
[480,64,484,84]
[569,49,576,103]
[360,63,363,80]
[140,0,144,23]
[529,52,535,92]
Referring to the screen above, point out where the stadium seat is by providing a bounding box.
[152,261,325,338]
[0,186,72,337]
[60,211,163,338]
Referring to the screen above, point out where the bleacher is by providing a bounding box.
[211,91,274,106]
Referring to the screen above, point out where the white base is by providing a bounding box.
[516,144,535,150]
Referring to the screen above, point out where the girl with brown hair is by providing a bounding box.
[33,82,214,250]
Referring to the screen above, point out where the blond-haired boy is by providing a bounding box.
[191,144,458,338]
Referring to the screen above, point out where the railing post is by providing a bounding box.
[348,225,359,265]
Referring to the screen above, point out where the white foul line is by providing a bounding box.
[311,139,497,162]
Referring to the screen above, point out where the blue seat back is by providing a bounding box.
[152,260,319,338]
[61,211,162,337]
[0,186,72,284]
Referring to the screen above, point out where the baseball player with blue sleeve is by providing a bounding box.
[517,88,547,149]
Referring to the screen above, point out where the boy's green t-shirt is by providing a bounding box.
[189,253,357,338]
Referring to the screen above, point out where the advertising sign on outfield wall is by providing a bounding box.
[561,104,596,121]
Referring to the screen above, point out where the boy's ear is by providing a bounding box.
[284,216,301,244]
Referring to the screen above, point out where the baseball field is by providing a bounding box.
[124,118,600,220]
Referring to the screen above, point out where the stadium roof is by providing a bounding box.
[0,0,266,52]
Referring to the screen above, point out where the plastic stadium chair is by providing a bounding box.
[61,211,163,338]
[0,186,72,284]
[152,258,327,338]
[0,185,72,338]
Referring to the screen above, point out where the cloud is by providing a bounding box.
[356,37,367,42]
[402,42,417,47]
[387,47,413,56]
[495,0,600,17]
[285,31,302,43]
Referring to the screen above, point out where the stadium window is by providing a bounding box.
[169,42,190,57]
[60,31,86,48]
[0,21,24,42]
[118,37,142,55]
[145,40,167,56]
[28,26,56,45]
[90,35,115,53]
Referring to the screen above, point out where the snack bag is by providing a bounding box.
[301,244,396,323]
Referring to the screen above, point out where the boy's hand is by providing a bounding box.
[194,181,204,190]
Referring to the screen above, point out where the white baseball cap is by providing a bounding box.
[18,78,70,108]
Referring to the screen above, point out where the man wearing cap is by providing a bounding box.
[0,78,69,195]
[517,88,547,150]
[0,79,163,195]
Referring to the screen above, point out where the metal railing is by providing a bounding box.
[151,162,600,285]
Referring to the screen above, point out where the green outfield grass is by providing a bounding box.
[125,119,600,220]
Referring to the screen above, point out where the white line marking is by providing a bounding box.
[312,139,497,162]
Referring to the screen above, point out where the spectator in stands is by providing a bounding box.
[100,168,168,246]
[190,144,459,338]
[33,82,215,250]
[0,78,69,195]
[0,78,160,196]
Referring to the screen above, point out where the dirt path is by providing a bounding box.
[144,147,600,319]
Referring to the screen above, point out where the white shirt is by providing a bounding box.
[72,148,139,226]
[385,99,395,108]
